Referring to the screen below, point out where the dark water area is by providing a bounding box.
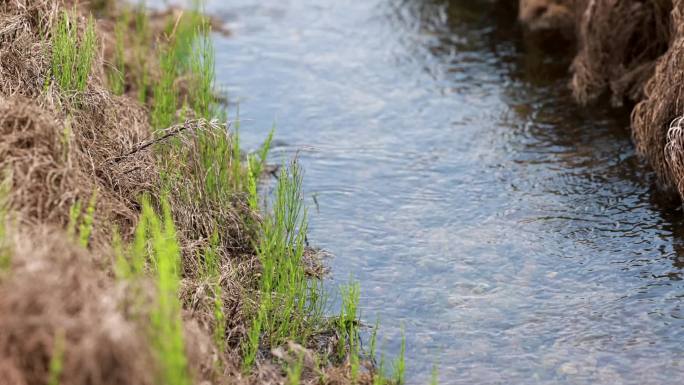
[200,0,683,383]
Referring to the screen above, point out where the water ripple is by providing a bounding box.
[210,0,684,383]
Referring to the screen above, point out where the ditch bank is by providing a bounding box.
[0,1,394,384]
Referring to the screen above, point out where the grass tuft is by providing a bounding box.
[137,196,191,385]
[393,326,406,384]
[339,281,361,383]
[249,128,275,180]
[134,2,150,103]
[107,6,129,95]
[66,190,97,248]
[0,172,10,273]
[66,200,81,240]
[51,10,97,93]
[78,191,97,248]
[242,301,265,371]
[151,42,179,130]
[287,353,305,385]
[201,230,226,353]
[168,4,205,73]
[246,129,274,210]
[152,4,209,129]
[116,196,190,384]
[48,329,65,385]
[189,21,216,119]
[373,346,387,385]
[243,161,325,371]
[370,316,380,362]
[337,280,360,360]
[430,363,439,385]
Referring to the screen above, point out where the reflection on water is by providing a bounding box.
[206,0,684,383]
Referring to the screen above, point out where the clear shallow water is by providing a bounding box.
[206,0,683,383]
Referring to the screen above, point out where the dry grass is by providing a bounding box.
[0,0,58,97]
[571,0,671,106]
[517,0,671,106]
[633,0,684,199]
[0,94,155,245]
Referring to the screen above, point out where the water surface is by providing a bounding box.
[206,0,684,383]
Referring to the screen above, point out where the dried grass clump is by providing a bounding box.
[0,91,156,246]
[633,0,684,198]
[0,225,155,385]
[517,0,672,105]
[0,0,60,97]
[570,0,672,106]
[0,97,66,222]
[153,121,257,249]
[0,0,159,243]
[180,249,258,349]
[665,115,684,197]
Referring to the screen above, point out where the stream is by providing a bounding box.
[201,0,684,383]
